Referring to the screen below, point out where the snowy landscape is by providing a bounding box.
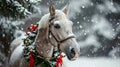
[63,57,120,67]
[0,0,120,67]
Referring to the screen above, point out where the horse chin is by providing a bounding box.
[70,58,77,61]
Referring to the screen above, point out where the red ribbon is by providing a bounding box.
[56,55,63,67]
[29,51,35,67]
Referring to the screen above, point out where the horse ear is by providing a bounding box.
[62,4,69,15]
[49,4,55,17]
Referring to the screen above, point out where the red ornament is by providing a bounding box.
[56,55,63,67]
[26,24,38,35]
[29,51,35,67]
[29,24,38,32]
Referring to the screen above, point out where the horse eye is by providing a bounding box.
[54,24,61,29]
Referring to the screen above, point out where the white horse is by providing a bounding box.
[9,4,80,67]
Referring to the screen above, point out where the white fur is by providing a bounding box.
[10,33,26,49]
[9,42,24,64]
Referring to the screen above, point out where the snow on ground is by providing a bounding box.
[63,57,120,67]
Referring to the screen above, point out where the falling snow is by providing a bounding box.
[0,0,120,67]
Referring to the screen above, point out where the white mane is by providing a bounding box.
[37,10,67,29]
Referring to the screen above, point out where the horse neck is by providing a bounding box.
[35,28,54,60]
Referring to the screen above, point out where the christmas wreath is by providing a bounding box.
[23,24,64,67]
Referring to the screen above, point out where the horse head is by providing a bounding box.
[36,4,80,61]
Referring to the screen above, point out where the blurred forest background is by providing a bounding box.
[0,0,120,67]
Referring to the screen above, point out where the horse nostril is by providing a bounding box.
[71,48,75,55]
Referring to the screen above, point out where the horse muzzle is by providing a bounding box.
[64,43,80,60]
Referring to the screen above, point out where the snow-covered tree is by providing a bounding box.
[0,0,41,66]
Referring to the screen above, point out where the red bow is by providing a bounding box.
[56,55,63,67]
[29,51,35,67]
